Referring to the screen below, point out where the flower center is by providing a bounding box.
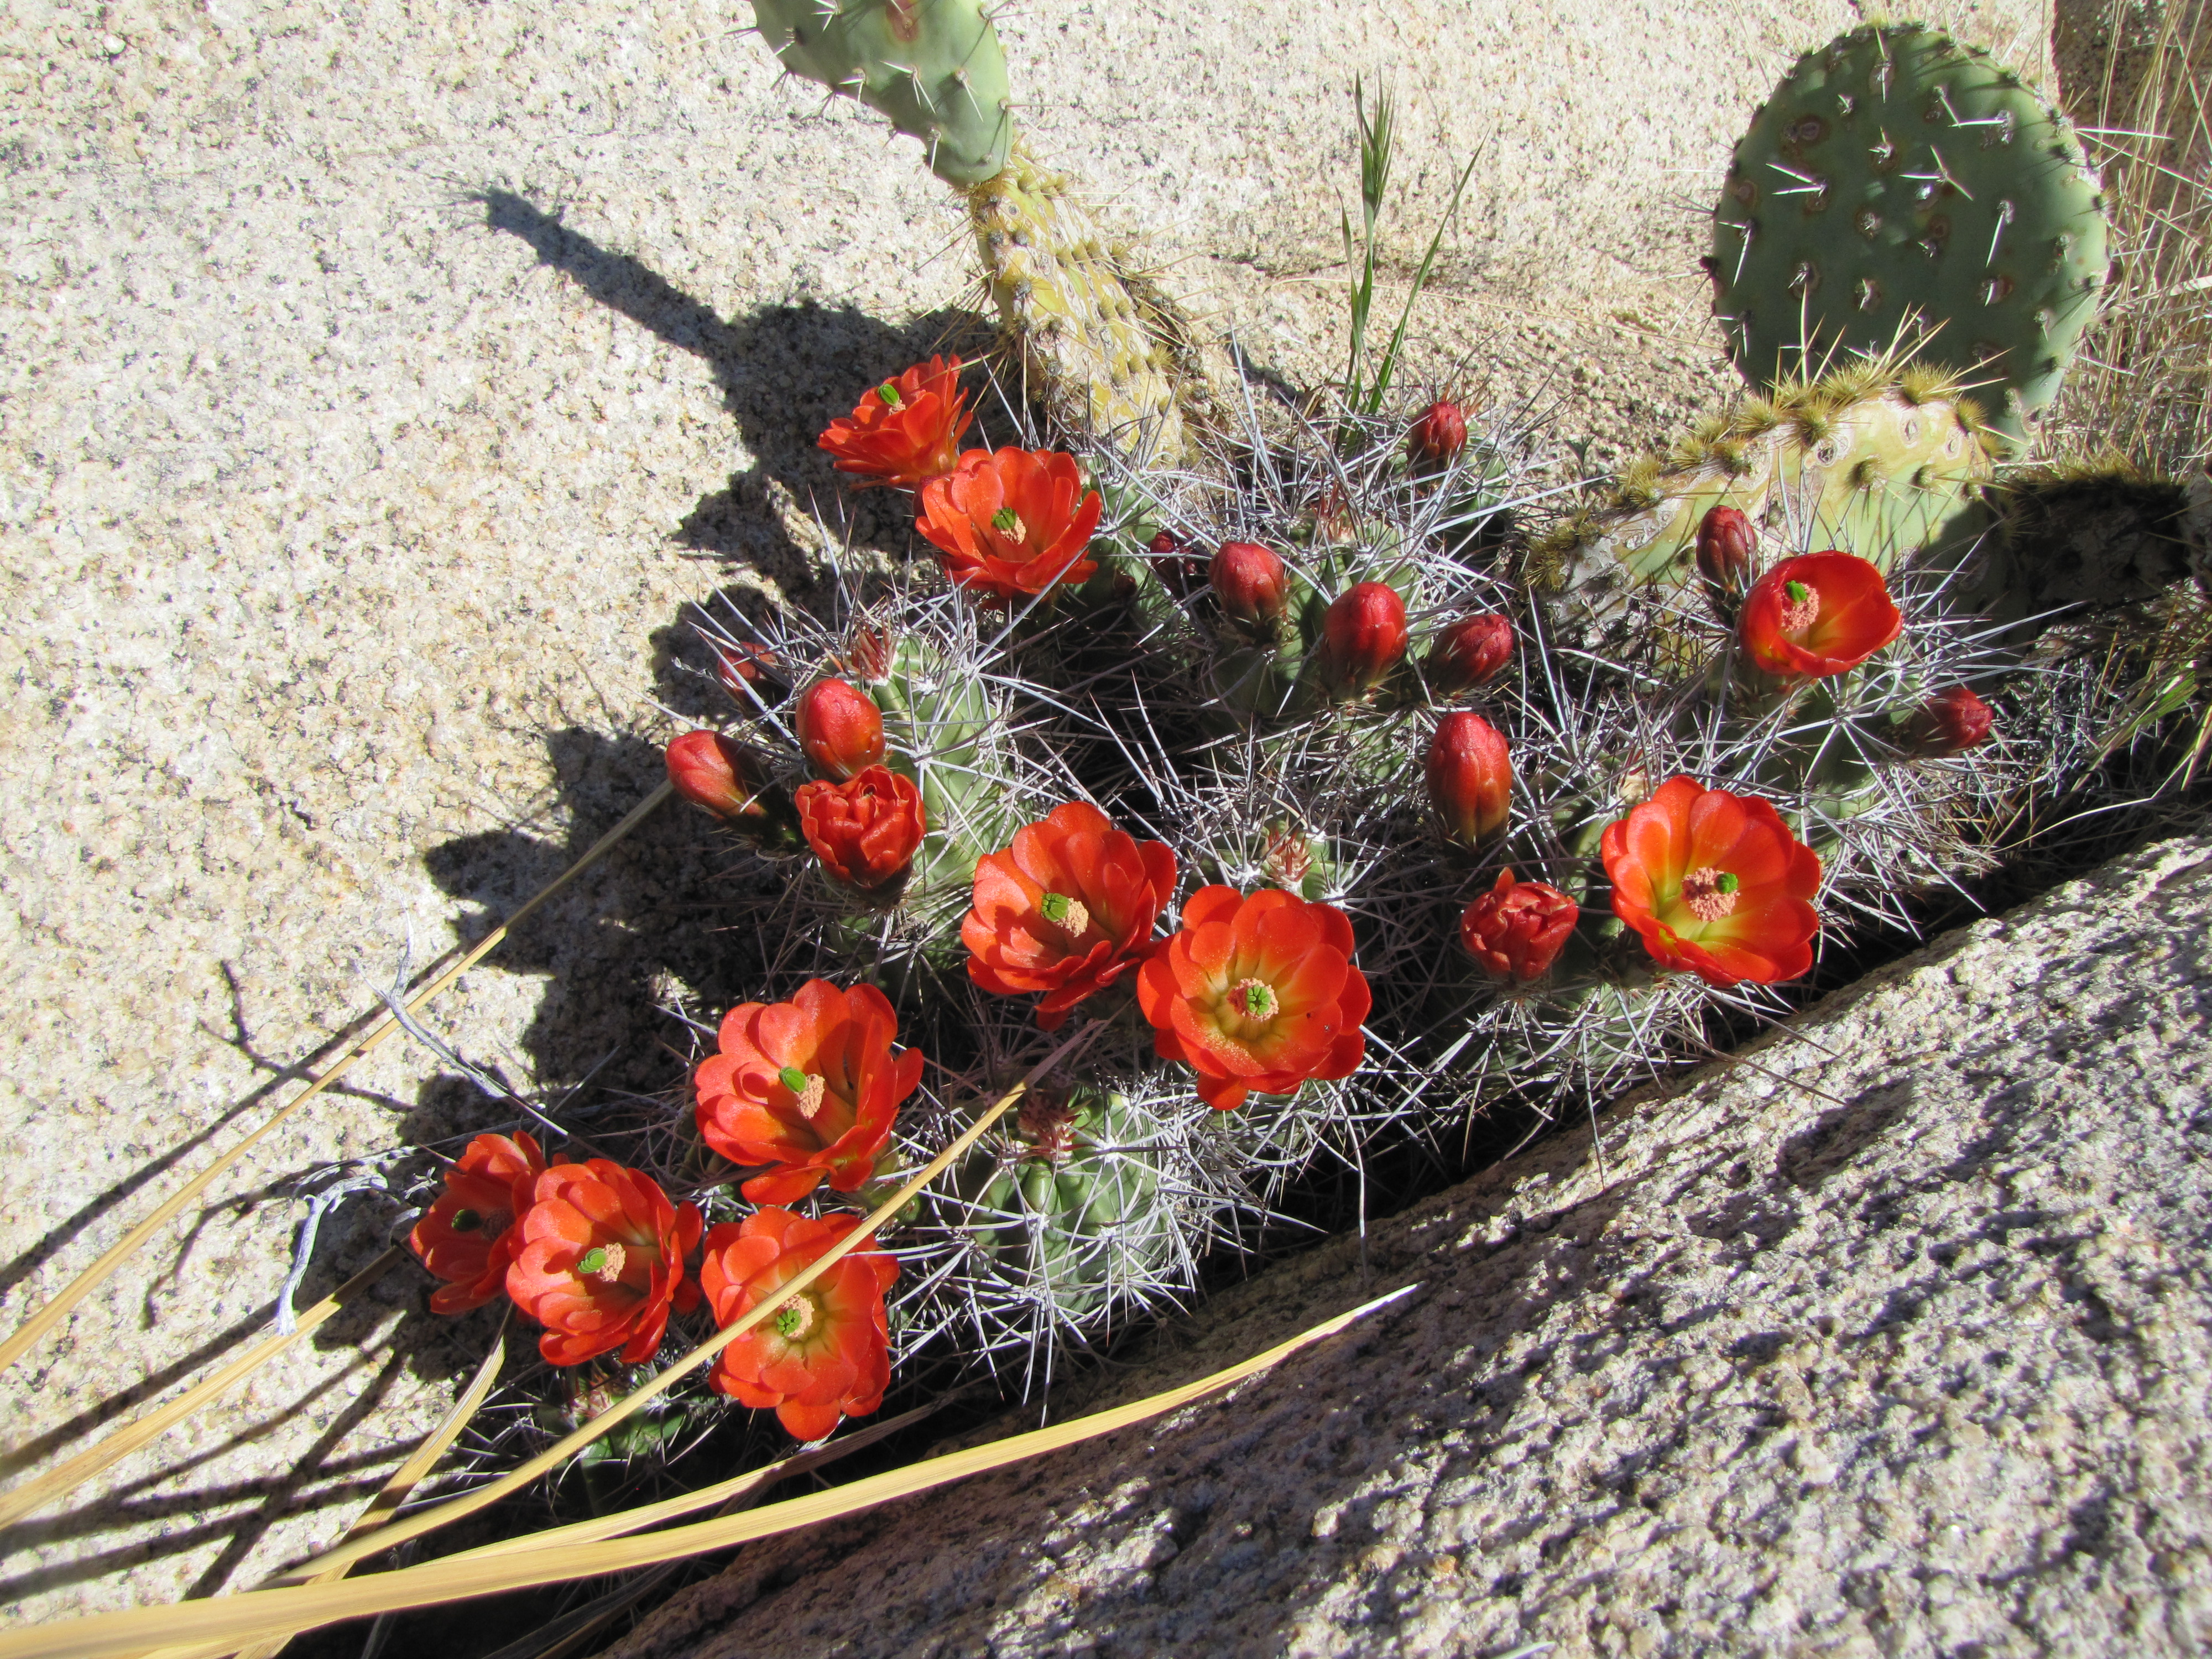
[1777,579,1820,634]
[1227,978,1279,1025]
[449,1207,482,1233]
[877,380,903,409]
[576,1241,627,1282]
[773,1295,817,1340]
[990,507,1029,543]
[1679,866,1742,922]
[778,1065,828,1119]
[1037,890,1092,942]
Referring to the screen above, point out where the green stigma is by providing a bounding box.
[775,1306,805,1338]
[1039,891,1074,923]
[877,380,902,408]
[1784,580,1811,605]
[991,507,1020,535]
[575,1246,608,1276]
[450,1207,482,1233]
[778,1065,810,1095]
[1715,872,1741,894]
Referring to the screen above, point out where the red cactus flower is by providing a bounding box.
[1211,541,1289,633]
[795,677,886,781]
[795,765,926,890]
[1904,685,1995,755]
[1739,550,1902,680]
[962,801,1177,1030]
[1321,582,1409,693]
[1408,398,1469,469]
[693,979,925,1204]
[1695,504,1758,607]
[1136,886,1371,1112]
[700,1208,898,1441]
[410,1131,548,1316]
[1459,868,1578,983]
[916,447,1102,601]
[1426,613,1514,694]
[816,356,972,489]
[1426,712,1512,844]
[505,1161,703,1367]
[1600,776,1822,987]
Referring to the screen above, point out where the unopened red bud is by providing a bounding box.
[1695,505,1758,607]
[1459,868,1579,982]
[846,625,892,683]
[1321,582,1409,693]
[712,640,785,701]
[1426,711,1512,844]
[1408,398,1469,471]
[1426,612,1515,694]
[1905,685,1995,755]
[795,677,886,780]
[667,731,775,824]
[1149,529,1206,597]
[1211,541,1289,631]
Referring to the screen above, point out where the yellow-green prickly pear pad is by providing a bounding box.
[1712,23,2109,442]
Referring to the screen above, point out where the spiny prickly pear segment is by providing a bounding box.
[749,0,1013,187]
[1712,23,2109,442]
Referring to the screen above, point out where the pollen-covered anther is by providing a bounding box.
[773,1295,817,1340]
[1037,890,1091,942]
[1679,867,1743,921]
[990,506,1029,542]
[777,1065,827,1120]
[1777,579,1820,632]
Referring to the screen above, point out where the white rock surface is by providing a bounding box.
[0,0,2051,1624]
[610,827,2212,1659]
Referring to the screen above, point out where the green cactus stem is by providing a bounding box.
[1712,22,2110,445]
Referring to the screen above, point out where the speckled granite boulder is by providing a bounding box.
[608,827,2212,1659]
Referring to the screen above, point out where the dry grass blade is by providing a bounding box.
[266,1019,1102,1588]
[0,1285,1418,1659]
[0,784,676,1379]
[0,1250,402,1533]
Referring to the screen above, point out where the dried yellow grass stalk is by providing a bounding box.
[0,784,676,1380]
[0,1249,402,1531]
[0,1286,1416,1659]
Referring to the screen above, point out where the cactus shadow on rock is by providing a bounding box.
[473,187,1000,588]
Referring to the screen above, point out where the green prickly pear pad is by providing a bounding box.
[1712,23,2109,442]
[750,0,1014,187]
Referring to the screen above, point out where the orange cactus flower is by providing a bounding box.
[915,447,1102,602]
[409,1131,547,1316]
[1135,885,1371,1112]
[505,1160,704,1366]
[698,1208,898,1441]
[962,801,1178,1030]
[693,979,925,1204]
[1739,550,1902,680]
[1600,776,1822,987]
[816,355,972,489]
[795,764,927,890]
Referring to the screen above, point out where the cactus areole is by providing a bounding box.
[1711,23,2109,441]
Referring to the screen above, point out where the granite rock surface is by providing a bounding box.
[0,0,2055,1624]
[609,828,2212,1659]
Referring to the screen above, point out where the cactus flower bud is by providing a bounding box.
[711,640,785,701]
[1695,505,1758,615]
[1459,868,1579,983]
[1321,582,1409,693]
[1426,711,1512,844]
[1211,541,1288,632]
[1149,529,1205,597]
[795,678,886,781]
[1425,612,1515,695]
[668,732,776,821]
[1408,398,1468,471]
[1903,685,1995,755]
